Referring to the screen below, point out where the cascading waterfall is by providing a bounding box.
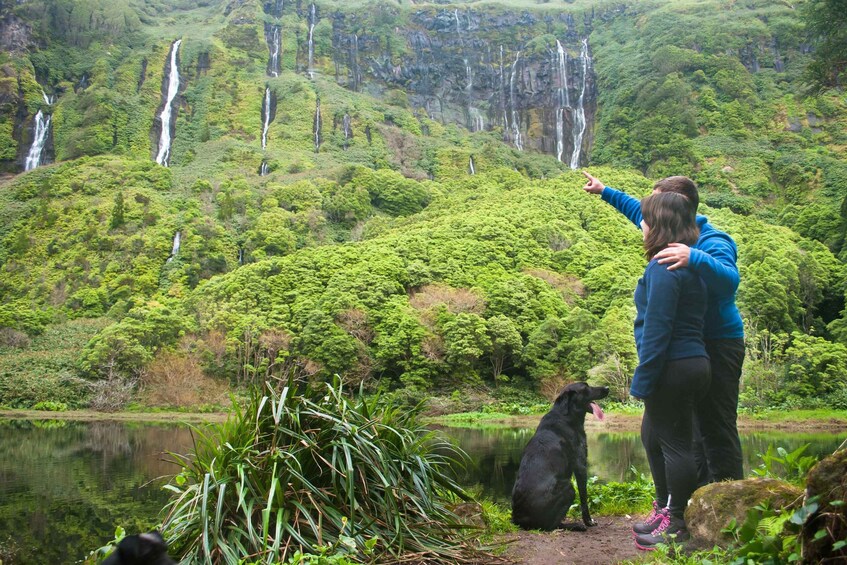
[24,90,53,171]
[260,161,269,176]
[156,39,182,167]
[510,52,523,151]
[569,38,590,170]
[166,231,181,263]
[261,86,272,150]
[469,155,476,175]
[268,25,281,77]
[313,97,322,153]
[307,4,316,78]
[555,40,570,164]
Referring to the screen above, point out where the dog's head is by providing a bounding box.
[100,532,176,565]
[554,382,609,420]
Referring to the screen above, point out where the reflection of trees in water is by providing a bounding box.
[0,421,196,563]
[437,427,847,501]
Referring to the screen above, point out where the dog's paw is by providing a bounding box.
[584,518,598,527]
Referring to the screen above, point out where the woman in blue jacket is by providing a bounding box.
[630,192,710,549]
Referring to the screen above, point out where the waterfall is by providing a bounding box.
[469,155,475,175]
[166,231,181,263]
[307,4,316,78]
[313,97,322,153]
[261,86,272,150]
[24,91,53,171]
[342,113,352,149]
[555,40,570,164]
[469,108,484,132]
[569,38,590,170]
[156,39,182,167]
[510,52,523,151]
[260,161,269,176]
[268,25,281,77]
[238,247,244,264]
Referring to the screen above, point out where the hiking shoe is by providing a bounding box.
[632,500,668,535]
[634,516,690,551]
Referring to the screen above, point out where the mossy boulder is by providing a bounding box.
[801,449,847,562]
[685,478,802,548]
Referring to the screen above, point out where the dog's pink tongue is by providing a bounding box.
[590,402,605,421]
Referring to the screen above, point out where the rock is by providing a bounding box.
[801,449,847,563]
[685,478,802,548]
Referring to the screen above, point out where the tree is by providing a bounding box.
[109,191,125,229]
[803,0,847,91]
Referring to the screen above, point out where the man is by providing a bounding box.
[581,171,745,485]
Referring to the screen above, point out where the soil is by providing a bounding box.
[500,516,646,564]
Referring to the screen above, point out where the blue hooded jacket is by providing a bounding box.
[601,186,744,340]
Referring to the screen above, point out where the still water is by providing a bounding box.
[0,418,843,563]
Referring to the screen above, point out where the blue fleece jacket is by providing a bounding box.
[601,187,745,340]
[632,260,708,398]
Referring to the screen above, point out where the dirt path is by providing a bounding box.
[500,516,645,564]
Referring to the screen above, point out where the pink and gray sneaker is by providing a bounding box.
[632,500,668,536]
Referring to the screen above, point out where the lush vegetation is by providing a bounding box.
[160,378,485,563]
[0,0,845,417]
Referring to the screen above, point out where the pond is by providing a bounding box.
[0,418,843,563]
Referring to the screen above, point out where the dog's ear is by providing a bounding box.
[554,388,574,411]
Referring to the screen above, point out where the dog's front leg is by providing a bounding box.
[575,460,596,527]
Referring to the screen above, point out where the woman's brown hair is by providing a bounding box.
[641,192,699,260]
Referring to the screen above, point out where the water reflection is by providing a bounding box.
[0,419,842,562]
[436,426,847,501]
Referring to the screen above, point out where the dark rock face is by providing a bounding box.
[327,8,598,166]
[802,449,847,563]
[0,13,31,52]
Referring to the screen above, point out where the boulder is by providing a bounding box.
[685,478,802,548]
[801,448,847,563]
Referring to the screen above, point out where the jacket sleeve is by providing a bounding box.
[601,187,643,228]
[688,234,740,297]
[630,263,680,399]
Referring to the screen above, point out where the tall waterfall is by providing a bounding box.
[268,25,281,77]
[569,38,590,170]
[166,231,181,263]
[555,40,570,164]
[469,155,476,175]
[307,4,316,78]
[260,161,269,176]
[510,52,523,151]
[24,91,53,171]
[313,97,322,153]
[261,86,272,150]
[156,39,182,167]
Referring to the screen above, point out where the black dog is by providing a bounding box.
[511,382,609,531]
[101,532,176,565]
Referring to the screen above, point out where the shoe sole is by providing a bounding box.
[634,539,657,551]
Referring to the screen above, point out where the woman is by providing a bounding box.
[629,192,710,550]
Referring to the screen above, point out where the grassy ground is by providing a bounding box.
[428,408,847,432]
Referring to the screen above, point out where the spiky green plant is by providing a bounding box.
[161,377,483,563]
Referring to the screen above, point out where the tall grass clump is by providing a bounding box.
[161,377,484,563]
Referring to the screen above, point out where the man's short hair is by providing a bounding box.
[653,176,699,212]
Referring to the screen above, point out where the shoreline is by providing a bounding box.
[1,408,846,433]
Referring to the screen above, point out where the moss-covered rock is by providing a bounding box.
[685,478,802,548]
[802,448,847,563]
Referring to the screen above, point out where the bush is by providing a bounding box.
[162,377,486,563]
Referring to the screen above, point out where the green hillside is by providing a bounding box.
[0,0,845,412]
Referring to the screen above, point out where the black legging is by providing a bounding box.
[641,356,711,520]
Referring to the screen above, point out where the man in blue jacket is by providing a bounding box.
[581,171,745,485]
